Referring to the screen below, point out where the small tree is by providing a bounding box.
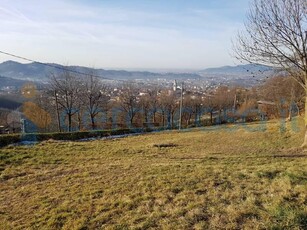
[182,95,194,127]
[159,91,178,129]
[148,88,160,124]
[22,101,52,132]
[234,0,307,146]
[0,108,11,129]
[213,86,235,124]
[139,93,151,125]
[259,76,304,119]
[190,95,203,126]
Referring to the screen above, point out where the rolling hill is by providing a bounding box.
[0,61,276,88]
[200,63,274,75]
[0,61,202,82]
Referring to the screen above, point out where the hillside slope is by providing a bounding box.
[0,119,306,229]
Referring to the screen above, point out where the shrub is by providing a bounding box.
[0,128,157,148]
[0,134,21,147]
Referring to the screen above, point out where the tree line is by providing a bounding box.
[12,70,303,133]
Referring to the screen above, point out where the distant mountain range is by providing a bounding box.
[199,64,274,75]
[0,61,202,82]
[0,61,275,88]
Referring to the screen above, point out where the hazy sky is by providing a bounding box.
[0,0,249,70]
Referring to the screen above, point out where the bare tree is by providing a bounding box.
[30,91,55,132]
[182,94,203,127]
[80,75,109,130]
[148,88,159,124]
[213,86,235,124]
[259,76,304,119]
[182,95,194,127]
[50,71,81,132]
[139,93,151,125]
[190,95,203,126]
[6,109,22,133]
[159,90,178,129]
[0,108,11,131]
[157,90,169,128]
[204,95,215,125]
[118,84,139,127]
[234,0,307,146]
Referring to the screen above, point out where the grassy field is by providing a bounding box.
[0,119,307,229]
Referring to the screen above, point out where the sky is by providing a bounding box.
[0,0,250,70]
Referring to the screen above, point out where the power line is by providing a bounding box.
[0,50,116,81]
[179,82,184,130]
[0,50,269,89]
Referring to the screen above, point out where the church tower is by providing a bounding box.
[173,80,177,91]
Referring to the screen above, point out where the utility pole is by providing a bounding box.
[233,92,237,111]
[54,90,61,132]
[179,82,184,130]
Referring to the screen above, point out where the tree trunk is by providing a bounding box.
[152,110,156,123]
[218,109,222,124]
[91,115,96,130]
[194,111,198,126]
[162,111,165,127]
[54,90,61,132]
[167,112,171,129]
[144,110,148,123]
[188,115,191,126]
[78,112,82,131]
[295,103,300,116]
[68,113,72,132]
[302,89,307,148]
[286,103,292,122]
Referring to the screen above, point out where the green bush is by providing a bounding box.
[0,134,21,147]
[0,128,156,148]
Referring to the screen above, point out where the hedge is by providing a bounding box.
[0,128,153,148]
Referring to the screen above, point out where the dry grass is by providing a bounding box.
[0,118,307,229]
